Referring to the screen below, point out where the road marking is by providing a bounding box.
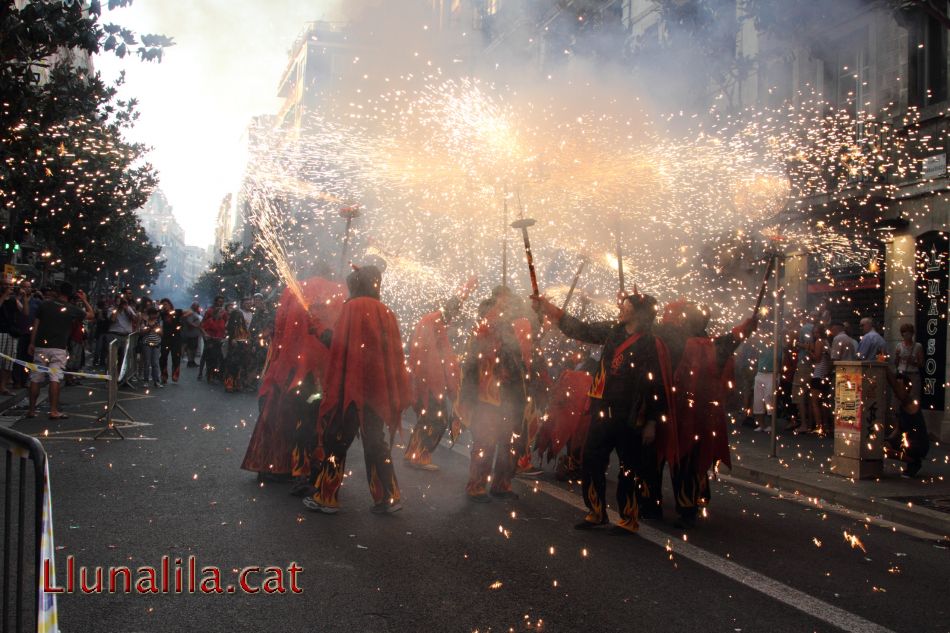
[717,473,948,543]
[444,439,895,633]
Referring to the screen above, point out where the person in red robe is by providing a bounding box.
[461,287,527,502]
[404,297,463,470]
[303,265,411,515]
[240,275,345,484]
[657,301,756,528]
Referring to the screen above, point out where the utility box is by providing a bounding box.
[831,361,886,479]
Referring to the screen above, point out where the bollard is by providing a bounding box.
[831,361,886,479]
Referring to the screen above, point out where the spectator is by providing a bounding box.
[790,310,817,432]
[809,321,832,435]
[140,306,163,388]
[64,294,87,385]
[107,295,138,372]
[158,298,183,384]
[248,293,273,384]
[856,317,887,361]
[885,371,930,478]
[182,302,202,368]
[198,296,227,382]
[0,280,25,395]
[893,323,923,404]
[13,280,41,388]
[223,297,254,393]
[829,321,857,361]
[751,332,774,433]
[93,298,111,367]
[26,282,94,419]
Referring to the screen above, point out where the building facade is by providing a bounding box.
[456,0,950,440]
[138,190,209,302]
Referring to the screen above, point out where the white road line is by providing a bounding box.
[717,473,948,543]
[444,439,895,633]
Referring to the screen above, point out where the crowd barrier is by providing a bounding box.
[0,426,58,633]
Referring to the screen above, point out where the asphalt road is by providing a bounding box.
[15,367,950,633]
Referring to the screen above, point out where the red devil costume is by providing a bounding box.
[240,277,345,480]
[534,368,593,480]
[304,266,411,514]
[461,289,527,501]
[536,291,676,533]
[655,302,755,526]
[404,300,462,470]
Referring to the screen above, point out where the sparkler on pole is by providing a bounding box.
[338,204,362,278]
[502,198,509,289]
[512,217,540,297]
[615,226,625,297]
[561,256,589,311]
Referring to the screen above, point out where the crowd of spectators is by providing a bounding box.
[0,280,276,412]
[732,309,930,476]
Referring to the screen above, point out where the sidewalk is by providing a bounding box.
[725,423,950,539]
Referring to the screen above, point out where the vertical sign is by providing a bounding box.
[916,231,948,410]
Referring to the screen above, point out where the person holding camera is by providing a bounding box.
[26,282,94,419]
[107,295,139,372]
[0,280,25,395]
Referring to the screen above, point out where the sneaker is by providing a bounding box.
[467,493,491,504]
[154,381,163,389]
[490,490,519,500]
[172,369,180,382]
[370,501,403,514]
[302,497,338,514]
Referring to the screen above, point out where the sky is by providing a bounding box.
[95,0,335,248]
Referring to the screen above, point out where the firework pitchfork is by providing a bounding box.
[338,204,361,278]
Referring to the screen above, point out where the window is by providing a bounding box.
[908,7,948,108]
[822,27,872,118]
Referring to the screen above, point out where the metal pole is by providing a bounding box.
[770,256,783,458]
[502,199,509,288]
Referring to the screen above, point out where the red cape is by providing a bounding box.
[242,277,345,474]
[654,335,680,467]
[319,296,411,434]
[408,310,460,413]
[673,337,730,471]
[535,369,592,462]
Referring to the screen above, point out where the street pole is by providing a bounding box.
[502,199,509,289]
[770,255,784,458]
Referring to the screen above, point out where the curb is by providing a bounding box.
[725,463,950,540]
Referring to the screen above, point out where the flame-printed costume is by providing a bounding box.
[545,296,676,533]
[652,305,755,523]
[461,296,527,498]
[534,368,593,478]
[240,277,345,478]
[306,267,411,511]
[404,309,461,468]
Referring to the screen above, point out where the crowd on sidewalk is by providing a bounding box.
[0,278,278,410]
[734,309,931,477]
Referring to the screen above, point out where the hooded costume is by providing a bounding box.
[305,266,411,512]
[404,307,461,469]
[240,277,345,478]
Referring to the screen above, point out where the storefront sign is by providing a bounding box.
[922,153,948,180]
[916,231,948,410]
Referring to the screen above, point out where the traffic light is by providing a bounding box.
[3,243,20,252]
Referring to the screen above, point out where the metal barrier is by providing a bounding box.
[116,332,140,389]
[95,339,133,440]
[0,426,53,633]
